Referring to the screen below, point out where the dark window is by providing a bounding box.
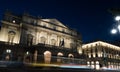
[59,38,64,47]
[53,26,56,30]
[27,34,33,46]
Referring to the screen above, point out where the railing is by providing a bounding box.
[0,54,86,65]
[36,43,72,50]
[22,54,87,65]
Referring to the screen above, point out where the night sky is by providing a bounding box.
[0,0,120,42]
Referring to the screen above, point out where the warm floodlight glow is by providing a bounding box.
[12,20,16,23]
[26,51,29,55]
[6,49,11,53]
[118,25,120,31]
[57,52,63,56]
[82,41,120,51]
[111,29,117,34]
[115,16,120,21]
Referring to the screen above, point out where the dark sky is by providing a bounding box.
[0,0,120,42]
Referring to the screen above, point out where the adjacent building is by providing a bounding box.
[82,41,120,69]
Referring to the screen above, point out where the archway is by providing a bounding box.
[44,51,51,64]
[68,54,74,63]
[57,52,63,63]
[33,50,38,63]
[68,54,74,58]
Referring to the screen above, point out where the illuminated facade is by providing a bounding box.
[82,41,120,69]
[0,11,83,63]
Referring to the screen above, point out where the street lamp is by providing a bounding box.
[111,29,117,34]
[115,16,120,21]
[110,16,120,35]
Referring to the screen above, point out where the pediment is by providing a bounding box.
[42,19,68,28]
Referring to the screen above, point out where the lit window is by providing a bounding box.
[26,51,29,55]
[87,61,90,64]
[12,20,15,23]
[88,53,91,58]
[87,61,90,66]
[6,49,11,53]
[96,61,100,70]
[91,61,95,68]
[98,53,101,57]
[93,53,96,57]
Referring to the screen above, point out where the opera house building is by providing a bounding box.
[0,11,83,64]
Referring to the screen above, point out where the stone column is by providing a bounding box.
[36,31,39,44]
[34,29,38,44]
[57,36,60,46]
[38,31,41,43]
[47,33,50,45]
[34,50,38,63]
[93,47,96,57]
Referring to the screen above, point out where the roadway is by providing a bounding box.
[0,66,120,72]
[0,61,119,72]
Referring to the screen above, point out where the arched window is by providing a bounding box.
[68,54,74,58]
[27,34,33,46]
[96,61,100,70]
[57,52,63,56]
[70,43,74,48]
[44,51,51,64]
[40,37,46,44]
[91,61,95,69]
[8,31,16,44]
[51,39,56,45]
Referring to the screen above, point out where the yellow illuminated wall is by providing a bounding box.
[0,13,81,50]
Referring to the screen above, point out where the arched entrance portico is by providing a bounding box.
[44,51,51,64]
[57,52,63,63]
[68,54,74,63]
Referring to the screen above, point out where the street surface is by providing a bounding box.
[0,67,120,72]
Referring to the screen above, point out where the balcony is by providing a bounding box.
[35,43,73,51]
